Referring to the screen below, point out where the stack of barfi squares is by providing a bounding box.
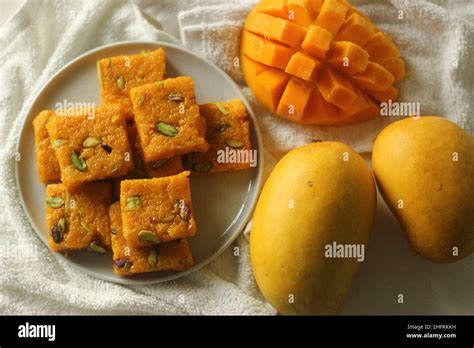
[33,48,253,276]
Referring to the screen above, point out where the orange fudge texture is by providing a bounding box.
[109,202,193,275]
[46,182,112,252]
[126,124,184,179]
[97,49,166,119]
[46,105,134,188]
[33,110,61,184]
[241,0,405,126]
[185,99,252,174]
[130,76,209,162]
[120,171,197,248]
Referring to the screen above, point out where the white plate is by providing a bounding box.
[15,41,264,284]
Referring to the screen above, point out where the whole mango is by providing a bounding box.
[373,117,474,263]
[250,142,376,315]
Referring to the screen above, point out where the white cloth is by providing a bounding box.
[0,0,274,315]
[0,0,473,315]
[179,0,474,157]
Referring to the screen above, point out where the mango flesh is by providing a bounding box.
[241,0,405,126]
[372,117,474,263]
[250,142,376,315]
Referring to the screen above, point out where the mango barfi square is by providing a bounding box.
[145,156,184,178]
[111,125,184,200]
[33,110,61,184]
[45,182,112,252]
[185,99,252,173]
[120,171,197,248]
[46,105,134,188]
[130,76,209,162]
[109,202,194,275]
[126,124,184,178]
[97,48,166,119]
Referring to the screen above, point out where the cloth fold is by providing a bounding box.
[0,0,274,315]
[178,0,474,156]
[0,0,473,315]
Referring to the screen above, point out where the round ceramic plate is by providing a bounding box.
[15,41,263,284]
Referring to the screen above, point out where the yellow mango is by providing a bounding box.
[251,142,376,315]
[373,117,474,263]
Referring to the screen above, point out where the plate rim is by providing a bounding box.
[14,40,264,284]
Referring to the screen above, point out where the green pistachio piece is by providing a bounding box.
[151,159,168,168]
[168,92,184,102]
[51,139,64,149]
[117,76,125,90]
[71,151,87,171]
[80,220,91,234]
[138,230,160,245]
[58,217,67,234]
[193,163,213,174]
[215,124,231,133]
[216,102,229,115]
[156,122,178,137]
[148,249,158,268]
[125,196,141,210]
[89,241,106,253]
[46,196,64,208]
[226,139,244,148]
[83,136,102,148]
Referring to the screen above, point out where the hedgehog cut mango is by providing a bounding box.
[241,0,405,126]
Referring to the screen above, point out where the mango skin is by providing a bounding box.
[250,142,376,315]
[373,117,474,263]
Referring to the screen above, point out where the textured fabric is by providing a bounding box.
[179,0,474,155]
[0,0,473,315]
[0,0,274,315]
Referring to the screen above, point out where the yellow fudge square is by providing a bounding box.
[97,49,166,119]
[46,182,112,252]
[185,99,252,174]
[130,76,209,162]
[109,202,194,276]
[46,105,134,188]
[145,156,184,178]
[126,124,184,178]
[33,110,61,184]
[120,171,197,248]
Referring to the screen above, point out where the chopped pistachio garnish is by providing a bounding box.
[89,241,106,253]
[156,122,178,137]
[226,139,244,148]
[46,196,64,208]
[148,249,158,268]
[125,196,141,210]
[51,139,64,149]
[71,151,87,171]
[215,124,231,133]
[151,159,168,168]
[117,76,125,90]
[168,92,184,102]
[216,102,229,115]
[193,163,213,174]
[138,230,160,244]
[83,136,102,148]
